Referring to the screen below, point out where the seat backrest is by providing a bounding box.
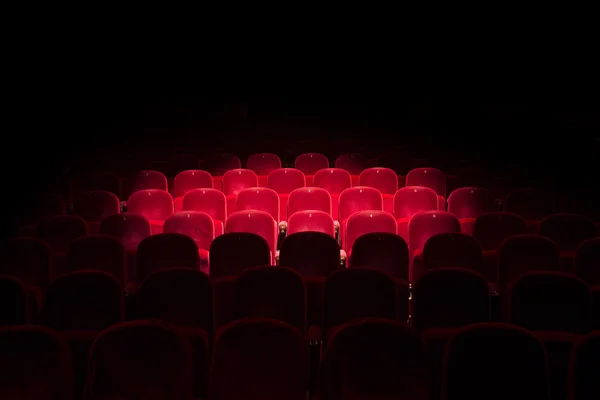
[287,210,335,237]
[313,168,353,195]
[209,317,308,400]
[206,153,242,177]
[279,232,340,277]
[267,168,306,194]
[247,153,282,176]
[359,167,398,195]
[173,170,213,198]
[236,187,280,222]
[225,210,277,258]
[181,188,227,222]
[163,211,215,251]
[36,215,89,253]
[408,211,461,253]
[209,233,272,278]
[130,170,168,193]
[317,318,428,400]
[447,187,495,219]
[345,210,397,252]
[350,232,410,280]
[406,167,446,197]
[498,234,561,288]
[86,320,193,400]
[222,169,259,196]
[393,186,439,219]
[136,233,200,282]
[338,187,383,224]
[127,189,173,222]
[295,153,329,175]
[287,187,332,216]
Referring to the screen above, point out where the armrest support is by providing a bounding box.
[339,249,347,267]
[307,325,322,346]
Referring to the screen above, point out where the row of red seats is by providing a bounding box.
[5,320,598,399]
[5,211,600,285]
[2,265,598,334]
[1,267,599,399]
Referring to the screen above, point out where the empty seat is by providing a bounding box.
[137,268,213,331]
[209,233,272,278]
[447,187,495,234]
[267,168,305,221]
[130,170,168,193]
[247,153,281,186]
[73,190,120,233]
[323,268,400,341]
[412,268,490,332]
[163,211,214,273]
[127,189,173,234]
[295,152,329,178]
[206,153,242,176]
[181,188,227,236]
[0,325,73,399]
[234,266,306,332]
[408,210,461,258]
[99,213,152,252]
[419,233,483,280]
[406,167,446,208]
[569,332,600,400]
[279,232,340,277]
[498,234,561,289]
[505,188,555,232]
[173,170,213,206]
[0,237,51,289]
[287,187,332,216]
[317,318,428,400]
[509,272,592,333]
[286,210,335,237]
[394,186,440,241]
[345,210,397,253]
[36,215,88,255]
[42,271,123,331]
[236,187,280,222]
[473,212,527,251]
[222,168,259,216]
[226,210,278,263]
[313,168,352,219]
[338,186,383,228]
[575,238,600,285]
[443,323,550,400]
[350,232,410,280]
[67,235,126,284]
[0,276,28,326]
[136,233,200,283]
[540,213,596,252]
[86,319,193,400]
[209,317,308,400]
[359,167,398,213]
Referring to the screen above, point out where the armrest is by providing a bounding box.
[307,325,322,346]
[120,201,127,212]
[275,250,280,265]
[339,249,347,267]
[334,220,340,243]
[278,221,288,233]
